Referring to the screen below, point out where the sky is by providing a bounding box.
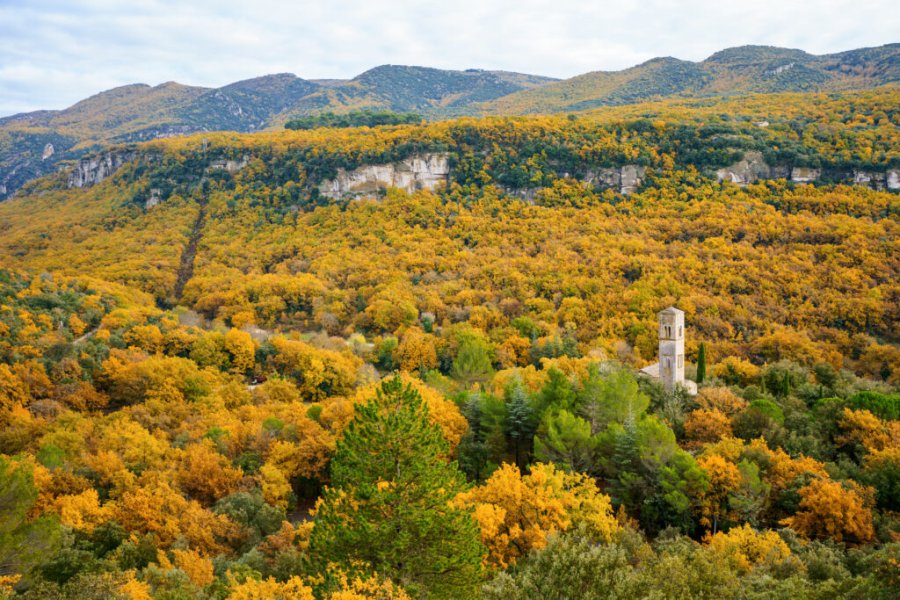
[0,0,897,117]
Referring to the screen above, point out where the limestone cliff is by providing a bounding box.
[715,152,900,190]
[319,153,450,199]
[584,165,647,194]
[208,156,250,174]
[716,151,788,185]
[790,167,821,183]
[67,150,139,188]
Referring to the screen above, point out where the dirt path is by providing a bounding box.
[173,204,206,301]
[73,327,99,345]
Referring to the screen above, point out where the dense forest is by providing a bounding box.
[0,88,897,599]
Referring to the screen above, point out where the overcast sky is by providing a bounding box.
[1,0,897,117]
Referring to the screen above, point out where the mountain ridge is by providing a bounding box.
[1,43,897,199]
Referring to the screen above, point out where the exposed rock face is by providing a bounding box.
[208,156,250,173]
[715,153,897,190]
[319,153,450,199]
[503,187,539,202]
[887,170,900,190]
[791,166,820,183]
[853,170,887,190]
[145,188,163,209]
[584,165,646,194]
[42,144,54,160]
[620,165,646,194]
[716,151,771,186]
[67,150,137,188]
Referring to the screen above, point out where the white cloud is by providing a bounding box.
[0,0,897,115]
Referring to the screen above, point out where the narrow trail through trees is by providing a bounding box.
[173,203,206,301]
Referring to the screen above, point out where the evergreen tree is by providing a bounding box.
[696,342,706,384]
[0,457,62,585]
[505,380,536,471]
[457,393,490,481]
[309,376,483,598]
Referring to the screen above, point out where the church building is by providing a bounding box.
[640,306,698,395]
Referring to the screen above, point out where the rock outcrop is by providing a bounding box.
[208,156,250,173]
[319,153,450,199]
[887,170,900,190]
[42,144,54,160]
[853,170,887,190]
[715,153,899,190]
[584,165,647,194]
[67,150,138,188]
[790,167,820,183]
[716,151,778,185]
[145,188,163,209]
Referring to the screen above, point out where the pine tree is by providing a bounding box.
[309,376,483,598]
[505,381,536,471]
[696,342,706,384]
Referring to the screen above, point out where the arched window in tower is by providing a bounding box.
[679,326,682,337]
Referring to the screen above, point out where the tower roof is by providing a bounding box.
[659,306,683,315]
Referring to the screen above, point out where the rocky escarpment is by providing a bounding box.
[716,152,900,190]
[584,165,647,194]
[320,156,653,201]
[319,153,450,199]
[67,150,139,188]
[208,156,250,174]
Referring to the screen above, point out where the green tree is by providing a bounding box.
[505,379,536,471]
[696,342,706,384]
[533,409,596,473]
[309,376,483,598]
[532,367,576,416]
[0,457,62,585]
[452,335,494,388]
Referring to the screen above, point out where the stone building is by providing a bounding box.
[640,306,697,395]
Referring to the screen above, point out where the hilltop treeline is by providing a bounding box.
[284,110,424,130]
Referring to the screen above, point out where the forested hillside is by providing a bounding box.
[0,88,897,598]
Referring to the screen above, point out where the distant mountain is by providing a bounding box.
[287,66,554,114]
[481,44,900,114]
[1,44,897,199]
[0,67,553,199]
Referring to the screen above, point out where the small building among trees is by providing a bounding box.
[640,306,698,395]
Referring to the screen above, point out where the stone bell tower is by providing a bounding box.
[658,306,685,391]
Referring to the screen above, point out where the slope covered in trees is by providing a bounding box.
[0,88,897,598]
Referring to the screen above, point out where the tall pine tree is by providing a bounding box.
[696,342,707,384]
[309,376,483,598]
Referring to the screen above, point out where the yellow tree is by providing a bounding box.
[781,478,875,544]
[393,328,438,374]
[706,523,791,574]
[224,328,256,375]
[684,408,732,448]
[696,454,742,533]
[452,462,619,569]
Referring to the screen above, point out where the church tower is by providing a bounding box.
[658,307,685,391]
